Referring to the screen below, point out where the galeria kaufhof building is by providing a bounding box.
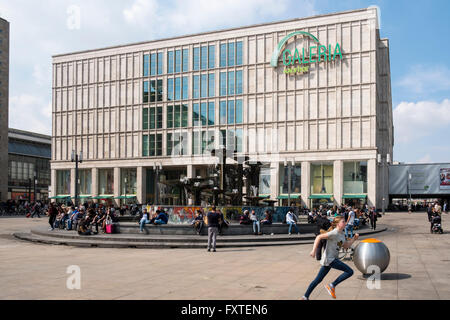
[51,7,393,209]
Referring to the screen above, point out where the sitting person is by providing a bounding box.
[286,209,300,235]
[139,208,152,233]
[217,209,229,235]
[240,210,252,225]
[153,210,168,225]
[261,210,273,225]
[77,216,93,236]
[91,209,105,234]
[250,209,261,235]
[191,209,205,235]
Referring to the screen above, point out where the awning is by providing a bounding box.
[309,194,334,200]
[258,195,270,199]
[114,195,137,199]
[342,194,367,199]
[49,196,71,199]
[91,195,114,200]
[277,195,301,199]
[71,195,92,199]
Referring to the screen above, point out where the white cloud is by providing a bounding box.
[123,0,159,27]
[9,94,52,135]
[393,99,450,143]
[416,154,432,163]
[397,65,450,94]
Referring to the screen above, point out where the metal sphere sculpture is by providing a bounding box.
[353,238,390,275]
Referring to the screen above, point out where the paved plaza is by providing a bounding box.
[0,211,449,300]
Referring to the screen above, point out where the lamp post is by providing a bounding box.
[33,170,37,202]
[71,150,83,206]
[377,153,390,214]
[284,159,295,207]
[153,162,162,205]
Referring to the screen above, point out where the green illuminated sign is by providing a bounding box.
[270,31,343,75]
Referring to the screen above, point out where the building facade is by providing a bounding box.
[0,18,10,202]
[51,8,393,209]
[8,129,51,201]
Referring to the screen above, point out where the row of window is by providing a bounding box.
[143,41,243,76]
[142,129,243,157]
[143,100,243,130]
[143,71,243,103]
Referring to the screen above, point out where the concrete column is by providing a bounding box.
[301,161,311,208]
[50,169,57,202]
[114,167,120,207]
[333,160,344,206]
[187,165,194,205]
[270,161,279,201]
[367,159,377,208]
[137,166,146,205]
[70,168,76,199]
[91,168,98,200]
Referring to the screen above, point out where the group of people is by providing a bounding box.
[239,209,274,235]
[45,202,119,235]
[426,202,447,232]
[190,208,229,236]
[139,208,169,232]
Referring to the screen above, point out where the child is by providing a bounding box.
[302,216,359,300]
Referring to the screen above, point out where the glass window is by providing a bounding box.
[167,51,174,74]
[227,100,235,124]
[220,43,227,67]
[182,49,189,72]
[219,101,227,124]
[175,77,181,100]
[228,42,235,67]
[193,47,200,71]
[182,104,188,127]
[167,78,174,101]
[150,53,157,76]
[174,105,181,128]
[227,130,235,151]
[219,72,227,96]
[150,80,156,102]
[236,70,243,94]
[99,169,114,194]
[149,134,155,156]
[157,80,163,101]
[201,46,208,70]
[167,105,173,128]
[343,161,368,194]
[143,81,149,103]
[208,73,215,97]
[149,107,156,129]
[311,164,334,194]
[121,168,137,195]
[201,74,208,98]
[193,103,200,127]
[200,102,207,126]
[167,133,173,156]
[156,107,163,128]
[143,108,149,130]
[208,102,215,125]
[220,129,226,148]
[143,54,149,77]
[235,99,243,124]
[156,134,162,156]
[79,170,92,195]
[157,52,163,75]
[175,50,181,73]
[193,131,200,155]
[57,170,71,195]
[182,76,188,100]
[209,45,215,69]
[228,71,235,95]
[193,75,200,99]
[280,164,302,194]
[259,167,271,195]
[236,41,243,66]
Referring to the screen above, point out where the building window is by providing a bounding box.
[311,163,334,194]
[201,131,215,154]
[219,41,243,67]
[143,135,149,156]
[182,76,188,100]
[143,81,149,103]
[167,132,188,156]
[175,49,182,73]
[157,52,163,75]
[150,53,157,76]
[201,46,208,70]
[343,161,368,194]
[121,168,137,195]
[79,169,92,195]
[193,47,200,71]
[219,101,227,124]
[235,99,243,124]
[227,100,235,124]
[208,102,215,126]
[220,43,227,67]
[167,78,174,101]
[143,108,149,130]
[150,80,156,102]
[236,70,243,94]
[193,103,200,127]
[219,72,227,96]
[228,42,235,67]
[167,105,188,128]
[193,75,200,99]
[259,167,271,195]
[209,45,215,69]
[175,77,181,100]
[143,54,150,77]
[280,164,301,194]
[157,79,163,101]
[200,102,207,126]
[167,105,173,128]
[167,51,174,74]
[144,106,162,130]
[208,73,215,97]
[56,170,71,195]
[192,131,200,155]
[201,74,208,98]
[182,49,189,72]
[98,169,114,194]
[236,41,243,65]
[147,134,162,156]
[228,71,235,95]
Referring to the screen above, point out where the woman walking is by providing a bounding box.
[301,216,359,300]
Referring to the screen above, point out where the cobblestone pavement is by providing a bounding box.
[0,211,449,300]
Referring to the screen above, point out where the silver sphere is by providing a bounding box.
[353,239,390,275]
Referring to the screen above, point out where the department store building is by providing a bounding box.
[50,7,393,209]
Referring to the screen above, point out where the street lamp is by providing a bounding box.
[284,159,295,207]
[153,162,162,205]
[71,150,83,206]
[34,170,37,202]
[377,153,390,214]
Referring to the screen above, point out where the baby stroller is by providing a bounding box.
[431,215,443,234]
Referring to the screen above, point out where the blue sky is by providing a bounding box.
[1,0,449,164]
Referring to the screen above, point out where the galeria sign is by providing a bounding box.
[270,31,343,75]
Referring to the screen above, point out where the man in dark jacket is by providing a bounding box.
[207,207,220,252]
[47,203,58,231]
[153,210,168,225]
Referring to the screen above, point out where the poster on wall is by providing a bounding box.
[440,168,450,190]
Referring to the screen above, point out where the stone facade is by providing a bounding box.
[0,18,9,202]
[51,8,393,209]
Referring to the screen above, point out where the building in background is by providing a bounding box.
[50,7,393,209]
[8,129,51,201]
[0,17,10,202]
